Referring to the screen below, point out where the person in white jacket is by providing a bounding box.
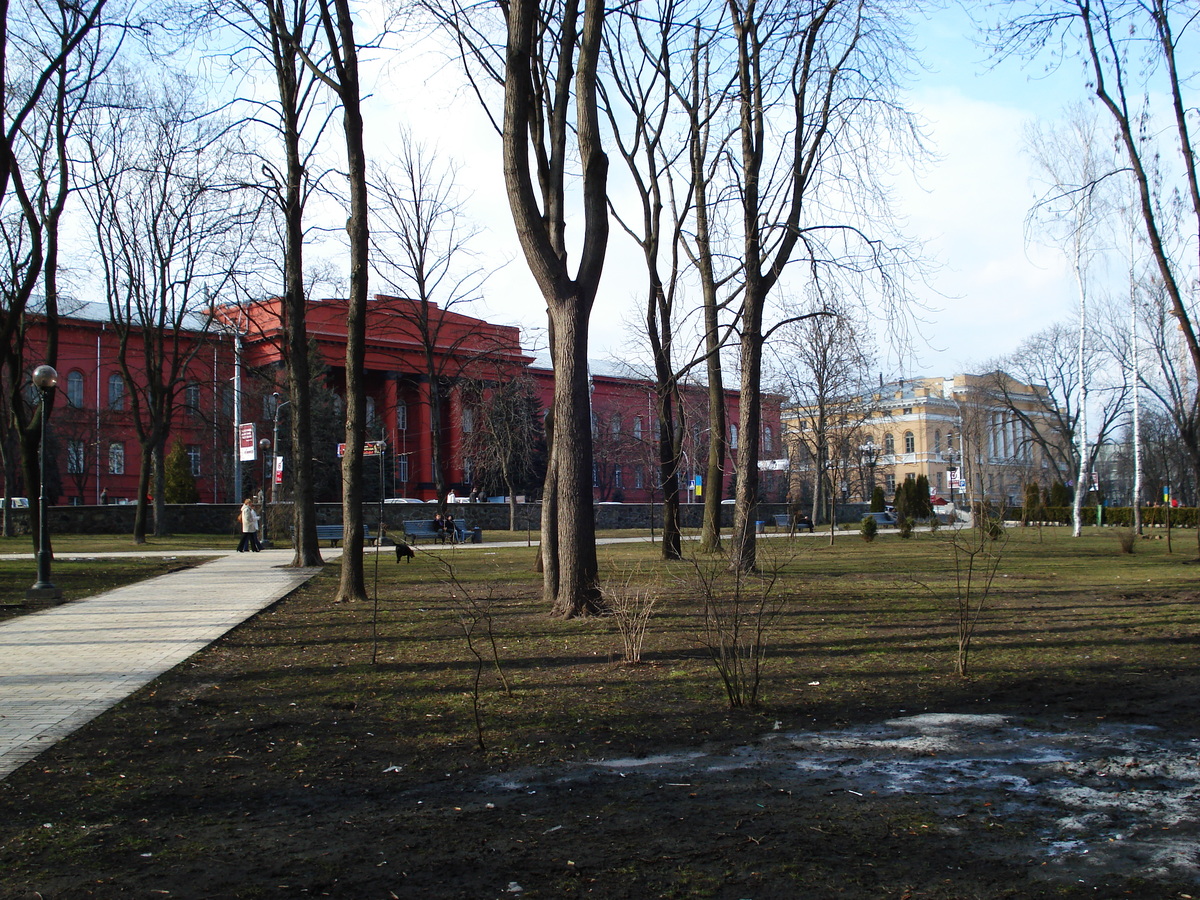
[237,498,261,552]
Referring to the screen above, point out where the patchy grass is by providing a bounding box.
[0,556,213,620]
[1,526,1199,898]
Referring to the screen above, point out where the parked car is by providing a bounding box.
[7,497,28,508]
[383,498,424,504]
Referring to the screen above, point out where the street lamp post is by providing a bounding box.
[859,440,878,503]
[945,448,959,517]
[27,365,61,604]
[259,436,271,547]
[271,393,291,505]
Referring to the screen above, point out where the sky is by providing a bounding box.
[358,3,1093,383]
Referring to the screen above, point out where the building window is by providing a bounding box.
[906,472,915,482]
[187,445,201,477]
[903,406,912,415]
[884,433,895,455]
[365,396,376,427]
[904,431,915,454]
[396,402,408,431]
[633,416,643,441]
[885,473,896,493]
[614,467,623,488]
[397,454,409,483]
[635,467,645,489]
[934,430,941,453]
[463,456,474,484]
[108,374,125,410]
[729,424,739,449]
[108,442,125,475]
[936,471,943,491]
[66,371,84,408]
[67,439,85,474]
[611,414,622,436]
[763,426,773,454]
[263,393,278,419]
[462,405,475,433]
[184,381,200,416]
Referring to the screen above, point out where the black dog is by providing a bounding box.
[394,541,415,563]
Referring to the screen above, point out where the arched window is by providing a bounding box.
[66,370,84,408]
[108,374,125,410]
[904,431,915,454]
[933,430,941,453]
[883,433,895,455]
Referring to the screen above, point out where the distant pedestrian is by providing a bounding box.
[237,497,261,552]
[99,488,108,505]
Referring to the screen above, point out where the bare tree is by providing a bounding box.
[200,0,339,567]
[723,0,920,573]
[426,0,612,615]
[369,131,503,510]
[991,0,1200,532]
[0,0,113,546]
[296,0,371,601]
[770,295,873,529]
[460,372,544,529]
[80,74,256,542]
[1024,107,1120,536]
[672,6,739,553]
[987,324,1126,502]
[601,0,707,560]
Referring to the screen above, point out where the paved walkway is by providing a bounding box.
[0,549,321,781]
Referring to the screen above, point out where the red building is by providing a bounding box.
[20,296,783,506]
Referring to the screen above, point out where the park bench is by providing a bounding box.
[312,523,372,546]
[774,513,814,533]
[402,518,467,544]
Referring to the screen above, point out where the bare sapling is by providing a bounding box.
[603,568,659,664]
[440,561,511,751]
[688,552,786,708]
[944,509,1008,677]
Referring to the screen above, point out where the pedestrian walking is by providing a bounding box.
[237,497,261,552]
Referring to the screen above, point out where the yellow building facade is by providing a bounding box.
[785,373,1062,508]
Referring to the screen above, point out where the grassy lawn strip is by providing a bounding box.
[0,556,214,619]
[1,525,1198,897]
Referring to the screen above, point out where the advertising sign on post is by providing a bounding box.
[238,423,257,461]
[274,455,283,485]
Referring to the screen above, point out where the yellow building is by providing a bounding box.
[784,373,1063,508]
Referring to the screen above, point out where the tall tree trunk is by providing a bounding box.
[730,303,763,572]
[502,0,609,615]
[546,310,600,616]
[326,0,369,603]
[275,2,323,568]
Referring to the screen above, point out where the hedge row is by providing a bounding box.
[1001,505,1197,528]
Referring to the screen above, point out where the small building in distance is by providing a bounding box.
[784,373,1065,511]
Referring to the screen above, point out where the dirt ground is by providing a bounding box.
[4,697,1199,898]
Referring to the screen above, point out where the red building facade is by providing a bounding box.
[22,296,783,506]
